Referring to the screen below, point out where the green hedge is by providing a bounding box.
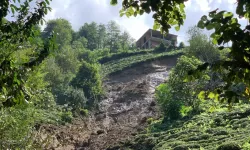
[98,49,153,64]
[101,50,183,77]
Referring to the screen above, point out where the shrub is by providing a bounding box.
[79,49,98,63]
[56,86,87,112]
[60,111,73,123]
[180,106,192,117]
[216,142,241,150]
[155,83,182,120]
[91,48,111,60]
[71,61,103,107]
[154,42,167,53]
[80,108,89,116]
[178,42,185,49]
[155,55,206,120]
[186,26,220,63]
[242,141,250,150]
[147,117,154,124]
[25,63,56,109]
[168,56,204,111]
[0,105,41,149]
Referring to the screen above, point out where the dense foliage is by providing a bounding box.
[178,42,185,49]
[0,0,54,107]
[155,27,226,120]
[71,61,103,107]
[73,20,135,51]
[40,19,136,110]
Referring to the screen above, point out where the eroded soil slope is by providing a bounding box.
[38,59,174,150]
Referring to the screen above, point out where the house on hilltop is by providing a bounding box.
[136,29,177,49]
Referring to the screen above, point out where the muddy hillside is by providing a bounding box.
[39,57,177,150]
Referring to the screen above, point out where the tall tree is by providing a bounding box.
[97,24,107,49]
[78,22,98,50]
[186,26,220,63]
[106,21,121,52]
[120,31,133,51]
[72,37,88,49]
[42,18,73,48]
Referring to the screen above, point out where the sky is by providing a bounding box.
[44,0,247,44]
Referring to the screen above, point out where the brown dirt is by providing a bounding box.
[37,58,175,150]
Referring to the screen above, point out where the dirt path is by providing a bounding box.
[38,61,172,150]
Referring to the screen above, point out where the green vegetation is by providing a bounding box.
[154,42,168,53]
[155,26,222,121]
[1,0,250,149]
[98,49,153,64]
[0,104,75,149]
[71,61,103,107]
[101,49,183,77]
[178,42,185,49]
[114,104,250,150]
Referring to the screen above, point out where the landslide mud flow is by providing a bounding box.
[38,60,173,150]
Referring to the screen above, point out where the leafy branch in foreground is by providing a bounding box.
[111,0,187,33]
[0,0,54,107]
[195,4,250,104]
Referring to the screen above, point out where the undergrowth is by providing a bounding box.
[0,104,73,149]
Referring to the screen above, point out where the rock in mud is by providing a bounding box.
[95,113,107,121]
[97,129,105,135]
[150,101,156,106]
[131,133,137,136]
[75,139,90,147]
[140,116,148,124]
[106,145,120,150]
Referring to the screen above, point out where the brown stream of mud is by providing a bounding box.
[39,59,175,150]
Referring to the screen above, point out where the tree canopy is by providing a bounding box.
[42,18,73,47]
